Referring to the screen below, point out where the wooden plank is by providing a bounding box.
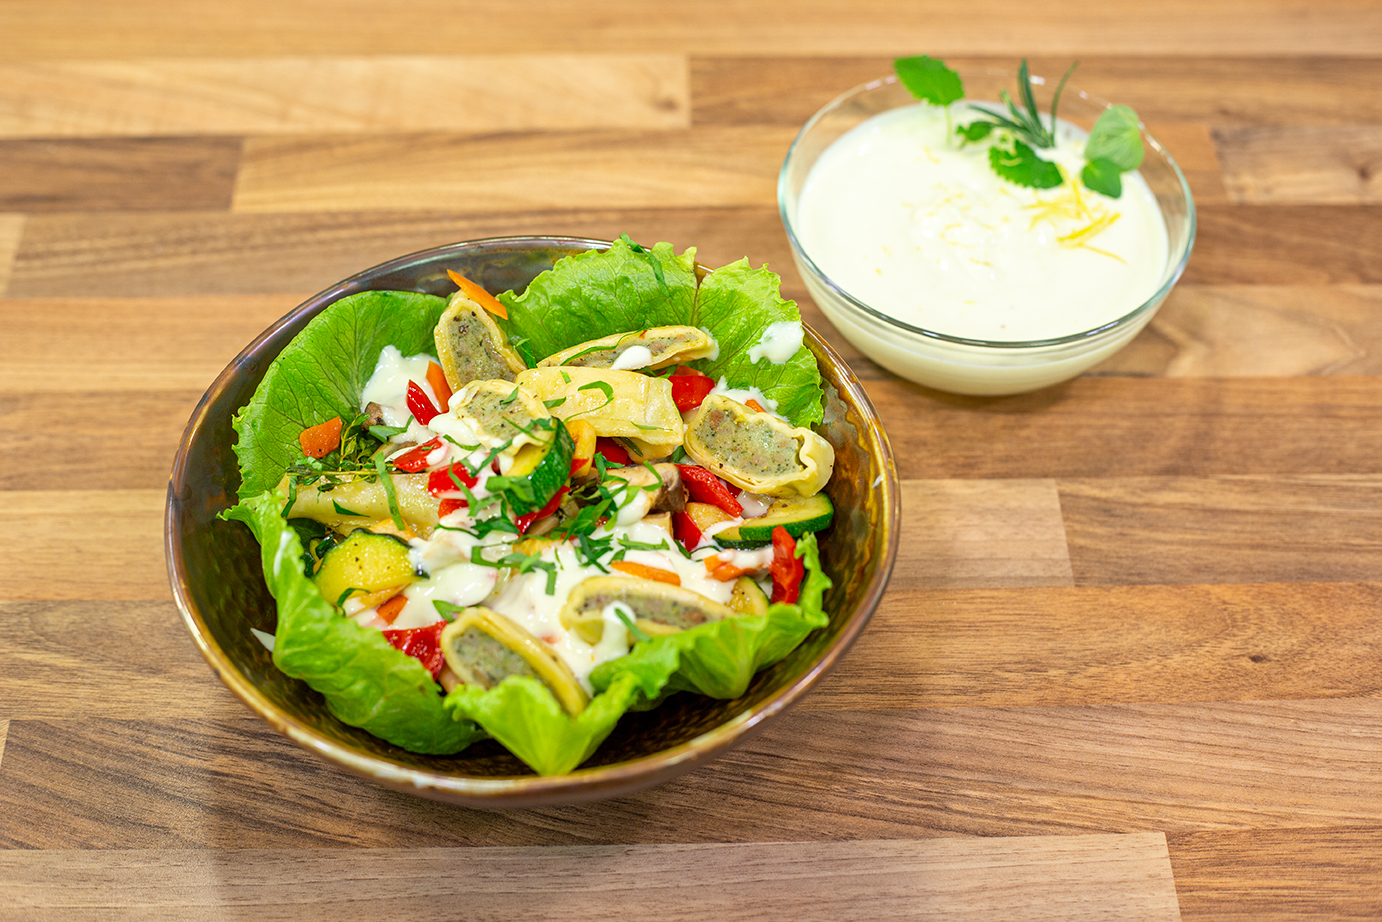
[1,700,1377,846]
[4,207,794,298]
[807,581,1382,710]
[692,55,1382,128]
[0,491,167,600]
[1168,827,1382,921]
[232,127,795,213]
[1215,125,1382,204]
[871,376,1382,480]
[0,56,687,138]
[0,215,21,296]
[0,391,201,491]
[0,0,1378,58]
[0,138,240,212]
[896,479,1072,589]
[0,602,234,719]
[0,296,298,392]
[1093,285,1382,378]
[1062,475,1382,586]
[1186,205,1382,285]
[0,720,6,771]
[0,836,1181,922]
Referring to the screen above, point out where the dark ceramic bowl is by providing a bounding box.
[166,236,900,808]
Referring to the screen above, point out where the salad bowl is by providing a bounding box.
[166,236,900,808]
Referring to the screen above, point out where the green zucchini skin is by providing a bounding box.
[713,493,834,549]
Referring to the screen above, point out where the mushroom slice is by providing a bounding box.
[439,607,588,716]
[559,576,735,645]
[434,292,527,391]
[683,395,834,498]
[604,463,685,515]
[537,325,716,371]
[516,367,684,458]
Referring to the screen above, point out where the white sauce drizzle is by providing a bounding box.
[747,321,803,365]
[610,345,655,371]
[359,346,440,426]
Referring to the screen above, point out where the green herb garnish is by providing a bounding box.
[372,453,407,531]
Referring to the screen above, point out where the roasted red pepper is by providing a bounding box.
[669,366,715,412]
[769,526,804,604]
[672,510,702,552]
[427,463,478,496]
[406,379,441,425]
[514,486,568,535]
[437,497,467,518]
[382,620,447,680]
[391,437,442,472]
[676,465,744,516]
[594,437,630,467]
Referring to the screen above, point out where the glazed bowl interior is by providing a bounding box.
[778,71,1196,396]
[166,236,900,808]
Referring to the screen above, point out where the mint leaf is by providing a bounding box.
[956,120,994,143]
[233,290,448,499]
[894,56,964,107]
[989,140,1063,189]
[1081,156,1124,198]
[1085,104,1144,171]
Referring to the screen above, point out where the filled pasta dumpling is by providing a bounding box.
[683,395,834,497]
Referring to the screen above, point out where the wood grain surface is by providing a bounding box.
[3,2,1382,919]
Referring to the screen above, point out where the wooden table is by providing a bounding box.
[3,2,1381,919]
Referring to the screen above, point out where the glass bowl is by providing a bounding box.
[165,236,900,808]
[779,70,1196,396]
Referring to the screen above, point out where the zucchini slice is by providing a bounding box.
[501,419,575,515]
[712,492,834,549]
[314,530,419,607]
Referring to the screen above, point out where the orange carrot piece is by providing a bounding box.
[426,361,452,413]
[611,560,682,586]
[298,416,343,458]
[744,398,766,413]
[376,594,407,624]
[446,269,508,319]
[704,554,752,582]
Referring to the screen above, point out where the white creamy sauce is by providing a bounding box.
[359,346,444,427]
[737,492,774,519]
[610,345,655,371]
[747,320,803,365]
[708,378,780,417]
[795,102,1169,341]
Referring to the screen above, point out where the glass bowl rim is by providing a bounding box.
[777,70,1198,351]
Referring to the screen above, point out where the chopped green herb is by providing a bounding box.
[613,605,651,643]
[433,600,466,622]
[372,453,407,531]
[331,499,365,517]
[544,397,567,409]
[369,423,408,441]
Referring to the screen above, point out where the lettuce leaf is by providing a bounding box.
[224,490,486,755]
[233,290,448,499]
[497,238,824,427]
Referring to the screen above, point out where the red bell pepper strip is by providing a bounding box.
[437,497,467,518]
[425,361,452,413]
[594,437,630,466]
[769,526,804,604]
[391,437,442,472]
[672,510,702,552]
[515,487,568,535]
[406,380,441,425]
[298,416,343,459]
[382,620,447,680]
[676,465,744,516]
[669,368,715,412]
[427,463,478,496]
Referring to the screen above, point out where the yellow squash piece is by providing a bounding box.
[558,576,735,645]
[537,325,716,371]
[279,472,438,534]
[434,292,528,391]
[683,395,834,497]
[313,530,419,606]
[439,607,588,716]
[516,366,684,459]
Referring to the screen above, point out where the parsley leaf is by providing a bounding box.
[894,55,964,107]
[989,140,1063,189]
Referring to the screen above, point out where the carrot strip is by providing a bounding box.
[704,554,752,582]
[426,361,452,413]
[376,594,408,624]
[611,560,682,586]
[744,398,766,413]
[298,416,343,458]
[446,269,509,319]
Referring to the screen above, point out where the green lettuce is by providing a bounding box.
[233,289,448,499]
[225,490,486,755]
[498,237,824,427]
